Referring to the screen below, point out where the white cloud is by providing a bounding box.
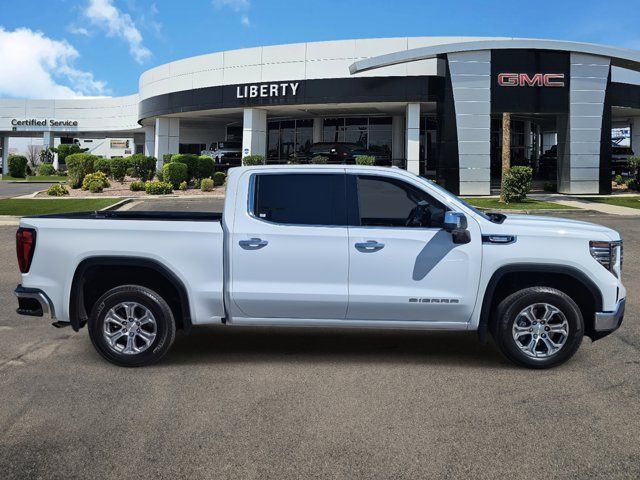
[68,25,91,36]
[0,27,108,99]
[213,0,251,27]
[84,0,151,63]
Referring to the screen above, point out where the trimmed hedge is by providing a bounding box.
[311,155,328,164]
[502,166,533,203]
[7,155,28,178]
[82,171,110,191]
[201,177,214,192]
[213,171,226,186]
[242,155,264,166]
[170,154,199,180]
[94,158,111,176]
[110,157,129,182]
[145,181,173,195]
[130,181,145,191]
[129,154,156,181]
[179,180,188,191]
[197,155,215,179]
[47,184,69,196]
[355,155,376,166]
[162,162,188,189]
[38,163,56,176]
[66,153,97,188]
[162,153,173,164]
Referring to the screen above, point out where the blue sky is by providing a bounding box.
[0,0,639,98]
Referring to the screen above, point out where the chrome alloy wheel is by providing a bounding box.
[102,302,157,355]
[512,303,569,358]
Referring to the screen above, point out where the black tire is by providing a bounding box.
[492,287,584,369]
[88,285,176,367]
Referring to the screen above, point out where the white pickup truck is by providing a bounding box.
[15,165,626,368]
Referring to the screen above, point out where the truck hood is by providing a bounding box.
[499,214,620,241]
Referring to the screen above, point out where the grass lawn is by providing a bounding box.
[463,197,576,210]
[582,196,640,210]
[2,175,67,182]
[0,199,119,216]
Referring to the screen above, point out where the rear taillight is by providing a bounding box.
[16,227,36,273]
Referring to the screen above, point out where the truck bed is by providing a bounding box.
[26,211,223,222]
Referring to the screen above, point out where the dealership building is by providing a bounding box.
[2,36,640,194]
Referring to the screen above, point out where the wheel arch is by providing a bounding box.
[69,256,192,333]
[478,264,603,342]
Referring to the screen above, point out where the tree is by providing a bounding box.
[499,112,511,203]
[53,144,88,166]
[26,144,42,166]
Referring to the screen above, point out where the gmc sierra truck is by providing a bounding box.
[15,165,626,368]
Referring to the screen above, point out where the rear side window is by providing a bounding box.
[253,173,346,226]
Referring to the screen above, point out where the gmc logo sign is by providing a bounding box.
[498,73,565,87]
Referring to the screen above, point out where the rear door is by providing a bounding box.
[346,173,482,324]
[229,170,349,319]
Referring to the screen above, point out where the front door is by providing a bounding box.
[230,170,349,319]
[346,173,482,323]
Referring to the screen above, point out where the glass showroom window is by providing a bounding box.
[267,119,315,163]
[368,117,392,159]
[322,117,392,154]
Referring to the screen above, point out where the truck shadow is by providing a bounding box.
[166,327,510,368]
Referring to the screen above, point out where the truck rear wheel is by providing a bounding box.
[88,285,176,367]
[492,287,584,368]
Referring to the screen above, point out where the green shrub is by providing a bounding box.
[87,180,105,193]
[179,180,188,191]
[7,155,28,178]
[145,181,173,195]
[47,184,69,196]
[197,155,215,179]
[614,174,624,185]
[93,158,111,176]
[162,162,188,189]
[53,144,88,166]
[156,169,163,181]
[626,178,639,191]
[82,171,110,191]
[193,178,201,189]
[66,153,97,188]
[38,163,56,176]
[130,181,145,191]
[162,153,173,164]
[213,171,226,186]
[242,155,265,166]
[129,154,156,181]
[170,154,199,180]
[110,157,128,182]
[355,155,376,166]
[201,177,214,192]
[311,155,328,164]
[502,166,533,203]
[288,153,300,164]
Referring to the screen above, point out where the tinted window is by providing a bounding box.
[355,175,447,228]
[253,174,346,226]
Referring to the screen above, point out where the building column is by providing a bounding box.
[312,117,323,143]
[558,53,610,194]
[406,103,420,174]
[154,118,180,169]
[43,132,56,169]
[1,137,9,175]
[242,108,267,159]
[143,126,155,157]
[392,115,405,166]
[632,117,640,158]
[523,120,532,160]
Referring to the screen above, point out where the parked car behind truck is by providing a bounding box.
[15,165,625,368]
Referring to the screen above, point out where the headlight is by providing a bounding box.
[590,240,623,278]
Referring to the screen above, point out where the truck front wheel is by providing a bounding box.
[492,287,584,368]
[88,285,176,367]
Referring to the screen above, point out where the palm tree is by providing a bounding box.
[499,112,511,203]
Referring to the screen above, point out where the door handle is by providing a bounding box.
[354,240,385,252]
[239,238,268,249]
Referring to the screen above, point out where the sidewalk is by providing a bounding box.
[530,194,640,216]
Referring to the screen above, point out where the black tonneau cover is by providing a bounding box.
[26,211,222,222]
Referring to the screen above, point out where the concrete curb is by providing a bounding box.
[99,198,133,211]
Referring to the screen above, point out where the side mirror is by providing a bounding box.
[443,212,471,245]
[443,211,467,232]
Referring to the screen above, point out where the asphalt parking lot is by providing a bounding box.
[1,211,638,479]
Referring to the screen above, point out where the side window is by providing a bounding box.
[354,175,447,228]
[253,173,346,226]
